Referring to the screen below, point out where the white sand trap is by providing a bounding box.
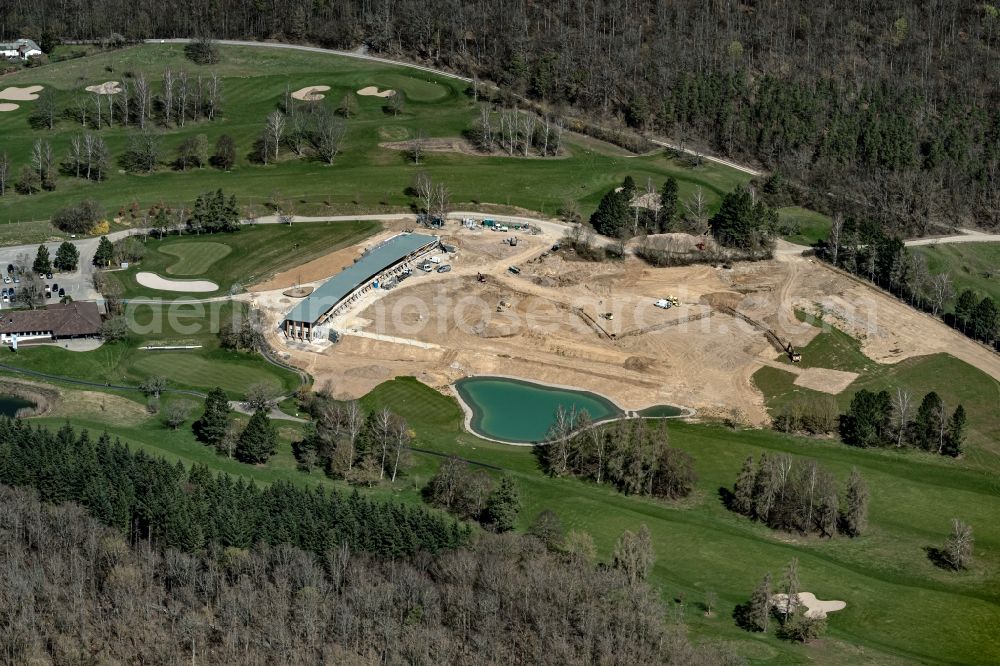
[136,272,218,293]
[291,85,330,101]
[0,85,43,101]
[771,592,847,619]
[0,103,19,112]
[357,86,396,98]
[85,81,122,95]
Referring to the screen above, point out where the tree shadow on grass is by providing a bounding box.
[924,546,955,571]
[717,486,737,511]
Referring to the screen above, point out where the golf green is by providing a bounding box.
[454,376,622,443]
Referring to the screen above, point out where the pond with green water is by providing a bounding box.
[454,376,623,443]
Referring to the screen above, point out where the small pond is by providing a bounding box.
[0,395,33,418]
[455,376,623,443]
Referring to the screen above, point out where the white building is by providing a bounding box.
[0,39,42,60]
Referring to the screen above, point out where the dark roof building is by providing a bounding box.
[0,302,102,342]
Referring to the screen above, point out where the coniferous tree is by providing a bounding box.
[32,245,52,275]
[953,289,979,333]
[942,405,966,458]
[732,455,756,515]
[53,241,80,272]
[840,389,893,448]
[589,187,630,237]
[913,391,944,451]
[193,387,232,446]
[708,185,778,253]
[971,297,998,343]
[657,176,678,231]
[93,236,114,267]
[235,409,277,464]
[745,573,773,632]
[483,474,521,533]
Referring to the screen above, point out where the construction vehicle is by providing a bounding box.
[476,272,486,283]
[786,343,802,363]
[496,300,510,313]
[601,312,614,321]
[654,299,672,309]
[508,266,521,275]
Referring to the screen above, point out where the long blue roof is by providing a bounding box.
[284,233,438,324]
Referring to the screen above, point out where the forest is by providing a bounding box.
[2,1,998,231]
[0,448,740,664]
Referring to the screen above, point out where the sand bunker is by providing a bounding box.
[771,592,847,619]
[135,272,219,293]
[0,85,43,101]
[0,103,19,113]
[291,85,330,101]
[357,86,396,98]
[85,81,122,95]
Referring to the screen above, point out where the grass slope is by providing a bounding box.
[0,43,748,238]
[912,242,1000,305]
[0,301,299,397]
[160,241,232,275]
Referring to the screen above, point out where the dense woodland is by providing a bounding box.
[0,482,744,664]
[3,1,998,231]
[0,418,466,557]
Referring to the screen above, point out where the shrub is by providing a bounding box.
[52,200,104,234]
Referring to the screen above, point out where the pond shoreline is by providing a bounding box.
[450,374,694,446]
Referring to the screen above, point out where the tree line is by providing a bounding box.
[537,408,697,501]
[0,418,466,557]
[424,456,522,532]
[0,482,739,665]
[729,454,869,538]
[7,1,997,232]
[841,389,966,457]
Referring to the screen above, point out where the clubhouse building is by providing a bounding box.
[283,232,439,341]
[0,302,102,345]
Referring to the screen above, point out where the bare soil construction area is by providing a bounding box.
[254,227,1000,426]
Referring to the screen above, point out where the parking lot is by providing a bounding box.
[0,239,101,310]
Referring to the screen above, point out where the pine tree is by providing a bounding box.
[193,387,232,446]
[709,185,778,252]
[942,404,966,458]
[93,236,113,267]
[953,289,979,333]
[658,176,679,231]
[484,474,521,532]
[913,391,944,451]
[840,467,868,537]
[32,244,52,275]
[589,188,630,237]
[235,409,277,464]
[778,558,800,624]
[53,241,80,272]
[971,297,998,343]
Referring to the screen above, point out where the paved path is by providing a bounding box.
[904,228,1000,247]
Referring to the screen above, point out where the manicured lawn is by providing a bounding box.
[358,377,1000,665]
[912,242,1000,306]
[0,301,299,398]
[0,43,750,232]
[778,206,832,246]
[160,241,232,275]
[109,220,379,297]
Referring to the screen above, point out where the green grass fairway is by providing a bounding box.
[0,43,751,234]
[0,301,299,398]
[111,220,378,297]
[912,242,1000,305]
[357,377,1000,665]
[778,206,832,246]
[160,241,232,275]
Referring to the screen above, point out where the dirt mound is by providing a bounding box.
[623,356,655,371]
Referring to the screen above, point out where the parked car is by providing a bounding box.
[421,263,433,272]
[429,256,441,264]
[58,288,65,297]
[51,283,58,292]
[436,264,452,273]
[46,272,52,279]
[13,276,20,283]
[2,276,9,284]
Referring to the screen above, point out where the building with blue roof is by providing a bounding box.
[283,232,439,340]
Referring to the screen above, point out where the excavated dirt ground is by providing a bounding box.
[251,229,1000,427]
